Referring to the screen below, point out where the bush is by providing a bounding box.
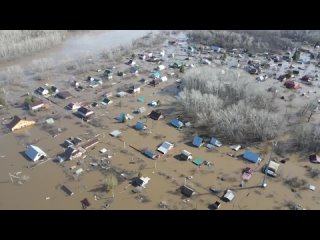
[284,177,307,189]
[308,168,320,179]
[0,95,6,106]
[293,123,320,153]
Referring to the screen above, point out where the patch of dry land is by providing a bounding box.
[0,31,320,210]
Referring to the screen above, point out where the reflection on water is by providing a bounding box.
[51,30,158,60]
[0,30,159,70]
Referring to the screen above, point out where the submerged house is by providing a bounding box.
[151,71,161,79]
[143,149,158,159]
[63,146,84,161]
[149,111,163,120]
[77,107,94,118]
[132,177,150,188]
[57,91,72,100]
[170,118,184,129]
[7,116,35,132]
[135,121,146,130]
[223,189,235,202]
[157,142,174,154]
[29,100,44,111]
[103,70,113,79]
[243,151,262,163]
[36,87,49,96]
[284,80,301,89]
[192,136,204,148]
[101,97,113,105]
[25,145,47,162]
[66,102,83,111]
[130,67,139,75]
[181,185,195,197]
[209,137,222,147]
[180,150,192,160]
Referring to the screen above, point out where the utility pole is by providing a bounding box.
[261,141,277,188]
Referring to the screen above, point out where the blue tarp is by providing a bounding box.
[135,121,145,130]
[243,151,261,163]
[137,98,145,102]
[192,136,203,147]
[171,119,184,128]
[144,149,156,159]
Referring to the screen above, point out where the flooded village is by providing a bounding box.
[0,30,320,210]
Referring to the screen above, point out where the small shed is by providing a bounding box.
[181,185,195,197]
[61,185,74,196]
[110,130,122,137]
[180,150,192,160]
[144,149,157,159]
[192,158,203,166]
[223,189,235,202]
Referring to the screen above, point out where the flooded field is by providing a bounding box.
[0,31,320,210]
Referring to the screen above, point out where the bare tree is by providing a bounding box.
[105,174,118,199]
[179,67,284,143]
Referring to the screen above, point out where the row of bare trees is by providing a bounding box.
[179,67,284,143]
[186,30,320,52]
[0,30,68,62]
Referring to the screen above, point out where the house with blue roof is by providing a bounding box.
[192,136,204,148]
[209,137,222,147]
[243,151,262,163]
[130,67,139,75]
[135,121,146,131]
[25,145,47,161]
[157,142,174,154]
[171,119,184,129]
